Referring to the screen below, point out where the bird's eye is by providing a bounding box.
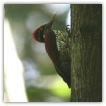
[40,28,43,31]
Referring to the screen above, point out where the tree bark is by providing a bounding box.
[70,4,102,102]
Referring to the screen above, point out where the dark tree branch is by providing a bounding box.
[70,4,102,102]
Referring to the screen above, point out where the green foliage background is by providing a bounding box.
[4,4,70,102]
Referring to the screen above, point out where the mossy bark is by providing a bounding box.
[70,4,102,102]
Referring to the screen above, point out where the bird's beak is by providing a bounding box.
[46,12,56,28]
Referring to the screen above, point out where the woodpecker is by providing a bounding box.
[32,13,71,88]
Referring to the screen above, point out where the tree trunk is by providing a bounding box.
[70,4,102,102]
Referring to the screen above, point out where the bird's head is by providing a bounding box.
[32,13,56,43]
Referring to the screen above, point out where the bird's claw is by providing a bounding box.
[66,25,71,36]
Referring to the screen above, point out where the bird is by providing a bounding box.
[32,13,71,88]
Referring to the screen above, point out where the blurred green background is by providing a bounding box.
[4,4,70,102]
